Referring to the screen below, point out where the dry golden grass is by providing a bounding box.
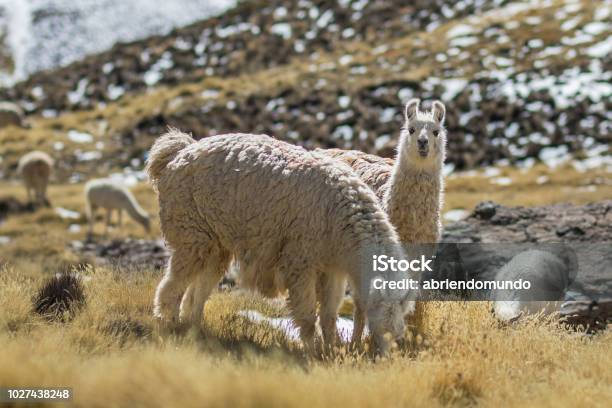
[0,263,610,408]
[444,163,612,215]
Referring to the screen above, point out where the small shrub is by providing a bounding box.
[32,273,86,321]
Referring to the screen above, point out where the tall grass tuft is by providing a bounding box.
[32,272,86,321]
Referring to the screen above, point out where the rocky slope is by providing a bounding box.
[0,0,610,178]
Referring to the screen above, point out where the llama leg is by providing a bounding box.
[104,208,111,235]
[351,300,366,346]
[179,283,195,321]
[87,205,95,237]
[25,187,32,204]
[285,271,317,354]
[348,279,366,346]
[181,249,230,326]
[42,183,50,207]
[318,273,345,350]
[118,209,123,227]
[154,250,198,325]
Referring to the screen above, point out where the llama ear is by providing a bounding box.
[432,101,446,124]
[404,99,420,122]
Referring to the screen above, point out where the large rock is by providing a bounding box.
[443,200,612,243]
[440,200,611,329]
[440,201,611,299]
[0,101,24,128]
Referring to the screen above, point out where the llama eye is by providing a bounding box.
[433,130,439,137]
[408,128,415,134]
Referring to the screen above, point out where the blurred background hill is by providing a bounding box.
[0,0,610,183]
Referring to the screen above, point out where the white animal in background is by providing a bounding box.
[84,178,151,236]
[146,130,417,354]
[17,150,54,207]
[492,249,571,323]
[0,101,25,128]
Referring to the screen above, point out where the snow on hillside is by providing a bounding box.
[0,0,236,85]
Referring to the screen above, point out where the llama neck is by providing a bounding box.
[122,194,148,226]
[384,147,444,245]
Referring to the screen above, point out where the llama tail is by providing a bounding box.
[145,128,195,187]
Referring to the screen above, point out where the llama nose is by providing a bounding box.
[417,137,428,149]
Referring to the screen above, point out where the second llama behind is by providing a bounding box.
[84,178,151,237]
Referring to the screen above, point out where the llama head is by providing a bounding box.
[367,241,416,352]
[367,291,415,353]
[399,99,447,168]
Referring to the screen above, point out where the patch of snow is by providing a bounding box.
[273,6,288,19]
[594,7,610,21]
[143,70,162,86]
[528,38,544,48]
[0,236,10,245]
[338,95,351,109]
[561,17,581,31]
[216,22,253,38]
[582,22,609,36]
[517,157,535,169]
[31,85,45,99]
[317,10,334,28]
[342,27,355,38]
[41,109,57,118]
[107,84,125,100]
[67,130,93,144]
[294,40,305,53]
[201,89,220,99]
[350,65,367,75]
[586,38,612,58]
[270,23,292,39]
[375,134,391,150]
[67,78,89,104]
[339,54,353,65]
[55,207,80,220]
[373,44,389,54]
[441,78,468,101]
[352,0,368,11]
[76,150,102,162]
[539,145,570,168]
[443,163,455,177]
[398,88,414,102]
[239,310,359,343]
[446,24,476,38]
[483,167,501,178]
[444,209,469,222]
[491,177,513,186]
[380,107,397,123]
[68,224,81,233]
[333,125,354,141]
[336,110,353,121]
[450,36,479,48]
